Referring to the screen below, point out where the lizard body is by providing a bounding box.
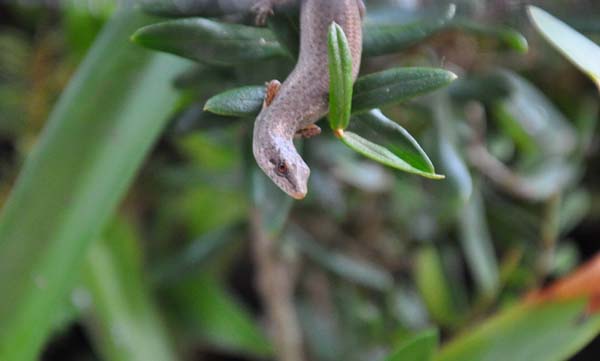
[253,0,365,199]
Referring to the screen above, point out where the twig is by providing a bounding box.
[466,144,541,201]
[250,210,304,361]
[465,102,553,202]
[537,193,561,277]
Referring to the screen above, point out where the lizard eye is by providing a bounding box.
[275,161,288,176]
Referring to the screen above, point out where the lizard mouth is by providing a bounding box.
[290,190,307,200]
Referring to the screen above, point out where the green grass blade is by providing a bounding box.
[83,218,178,361]
[386,329,439,361]
[436,299,600,361]
[415,246,460,327]
[459,188,500,299]
[0,9,189,360]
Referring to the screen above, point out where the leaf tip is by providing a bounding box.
[203,99,216,114]
[129,31,141,44]
[448,71,459,83]
[526,5,543,20]
[428,173,446,180]
[526,6,551,36]
[129,26,150,46]
[513,33,530,53]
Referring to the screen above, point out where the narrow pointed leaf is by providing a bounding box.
[351,109,436,173]
[450,19,528,53]
[132,18,287,65]
[352,67,457,113]
[328,22,354,131]
[433,95,472,201]
[458,188,500,298]
[204,85,265,117]
[340,110,443,179]
[528,6,600,88]
[339,132,442,179]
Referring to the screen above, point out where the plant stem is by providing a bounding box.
[250,210,304,361]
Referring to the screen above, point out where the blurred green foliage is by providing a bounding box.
[0,1,599,361]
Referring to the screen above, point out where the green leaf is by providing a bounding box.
[386,329,439,361]
[340,131,440,180]
[83,218,178,361]
[0,9,190,360]
[435,299,600,361]
[363,5,455,56]
[340,110,443,179]
[528,6,600,88]
[415,246,459,327]
[165,274,273,357]
[204,85,266,117]
[204,67,456,119]
[328,22,354,131]
[458,187,500,298]
[449,73,511,104]
[450,19,528,53]
[433,94,473,201]
[352,67,457,113]
[494,70,577,157]
[132,18,287,65]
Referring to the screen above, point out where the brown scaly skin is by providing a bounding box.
[252,0,365,199]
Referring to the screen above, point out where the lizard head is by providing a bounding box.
[253,135,310,200]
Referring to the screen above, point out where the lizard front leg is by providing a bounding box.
[263,79,321,138]
[262,79,282,108]
[251,0,297,25]
[295,124,321,139]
